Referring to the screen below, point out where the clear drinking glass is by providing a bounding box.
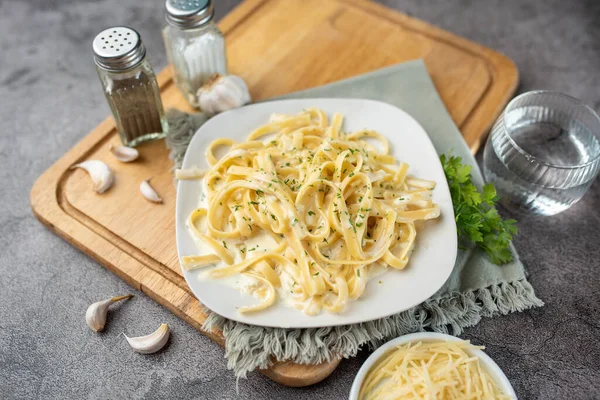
[483,91,600,216]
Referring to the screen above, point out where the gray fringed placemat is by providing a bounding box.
[165,60,543,378]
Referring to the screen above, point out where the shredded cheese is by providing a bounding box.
[359,340,511,400]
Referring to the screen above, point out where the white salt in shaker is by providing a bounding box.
[162,0,228,108]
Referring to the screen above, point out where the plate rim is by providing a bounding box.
[176,98,457,328]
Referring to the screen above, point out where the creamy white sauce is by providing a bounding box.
[367,262,388,281]
[188,177,395,312]
[190,178,282,304]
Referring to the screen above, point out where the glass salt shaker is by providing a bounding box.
[93,27,168,147]
[162,0,228,107]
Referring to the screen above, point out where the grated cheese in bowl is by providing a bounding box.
[351,333,516,400]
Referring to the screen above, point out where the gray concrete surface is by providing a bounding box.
[1,0,599,398]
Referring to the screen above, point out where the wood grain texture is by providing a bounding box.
[30,0,517,387]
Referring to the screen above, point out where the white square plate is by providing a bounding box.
[176,98,457,328]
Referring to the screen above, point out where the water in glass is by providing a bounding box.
[484,94,600,216]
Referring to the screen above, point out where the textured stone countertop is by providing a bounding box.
[1,0,599,399]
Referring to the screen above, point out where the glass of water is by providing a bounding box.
[483,91,600,216]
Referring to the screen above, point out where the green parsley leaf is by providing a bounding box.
[440,154,517,265]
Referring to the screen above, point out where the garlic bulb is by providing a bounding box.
[140,179,162,203]
[197,74,251,116]
[85,294,133,332]
[71,160,115,194]
[109,144,139,162]
[125,323,170,354]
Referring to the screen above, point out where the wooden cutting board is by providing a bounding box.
[30,0,518,387]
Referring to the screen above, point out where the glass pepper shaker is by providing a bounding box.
[93,27,168,147]
[162,0,228,107]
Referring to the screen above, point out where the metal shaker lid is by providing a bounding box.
[165,0,214,29]
[93,27,146,72]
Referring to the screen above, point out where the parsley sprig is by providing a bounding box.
[440,155,517,265]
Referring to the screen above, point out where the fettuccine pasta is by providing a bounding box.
[182,108,440,315]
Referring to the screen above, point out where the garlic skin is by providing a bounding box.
[140,179,162,203]
[85,294,133,332]
[197,74,251,116]
[71,160,115,194]
[125,323,170,354]
[109,144,139,163]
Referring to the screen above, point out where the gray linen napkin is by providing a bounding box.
[165,59,543,378]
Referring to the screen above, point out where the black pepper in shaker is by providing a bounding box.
[93,26,168,146]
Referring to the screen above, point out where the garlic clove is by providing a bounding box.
[140,179,162,203]
[125,323,170,354]
[197,74,251,116]
[85,294,133,332]
[175,167,206,180]
[71,160,115,194]
[109,144,139,162]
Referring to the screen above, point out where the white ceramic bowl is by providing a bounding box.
[349,332,517,399]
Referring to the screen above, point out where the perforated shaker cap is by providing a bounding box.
[92,27,146,71]
[165,0,214,29]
